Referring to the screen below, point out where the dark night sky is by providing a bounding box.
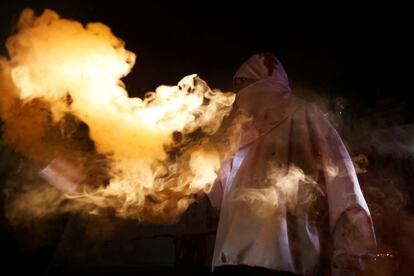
[0,1,410,109]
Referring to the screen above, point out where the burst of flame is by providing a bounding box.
[0,8,243,223]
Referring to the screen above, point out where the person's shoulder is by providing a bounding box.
[289,95,335,132]
[289,94,321,114]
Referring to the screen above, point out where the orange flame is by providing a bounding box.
[0,9,244,223]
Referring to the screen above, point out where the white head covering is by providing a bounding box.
[234,53,294,132]
[234,53,290,91]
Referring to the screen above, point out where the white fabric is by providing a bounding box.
[208,54,376,275]
[234,53,290,92]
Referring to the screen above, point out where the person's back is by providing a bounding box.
[208,53,377,275]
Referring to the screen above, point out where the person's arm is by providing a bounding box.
[207,177,223,208]
[331,206,376,275]
[206,158,232,208]
[309,105,377,275]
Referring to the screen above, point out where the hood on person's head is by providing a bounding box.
[233,53,290,93]
[234,53,293,123]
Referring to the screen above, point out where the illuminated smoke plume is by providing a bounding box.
[0,8,246,223]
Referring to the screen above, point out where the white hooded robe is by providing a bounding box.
[209,53,376,275]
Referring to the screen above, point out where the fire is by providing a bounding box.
[0,8,244,223]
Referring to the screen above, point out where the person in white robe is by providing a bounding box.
[208,53,377,276]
